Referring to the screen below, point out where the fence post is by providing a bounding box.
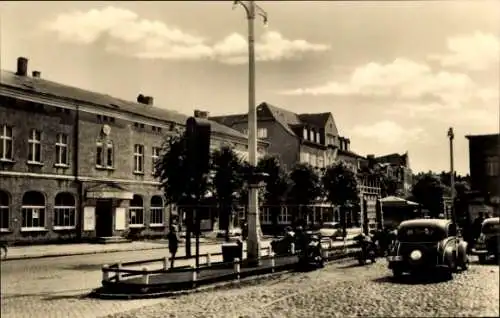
[191,265,197,288]
[290,243,295,255]
[142,267,150,285]
[163,256,169,271]
[206,253,211,267]
[234,258,241,281]
[116,263,122,282]
[270,252,275,273]
[102,264,109,282]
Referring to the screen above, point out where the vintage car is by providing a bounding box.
[387,219,469,278]
[472,217,499,263]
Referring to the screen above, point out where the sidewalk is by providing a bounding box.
[3,238,276,261]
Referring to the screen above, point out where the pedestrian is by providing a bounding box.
[472,212,485,243]
[167,225,179,269]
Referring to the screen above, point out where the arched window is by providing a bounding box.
[150,195,164,226]
[54,193,76,229]
[22,191,45,230]
[129,195,144,226]
[0,190,10,230]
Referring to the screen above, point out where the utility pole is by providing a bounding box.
[448,127,456,224]
[232,0,268,266]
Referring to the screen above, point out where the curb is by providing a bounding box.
[89,253,358,300]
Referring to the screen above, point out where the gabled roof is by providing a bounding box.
[0,70,249,140]
[298,113,331,127]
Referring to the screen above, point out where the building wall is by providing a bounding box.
[230,120,299,170]
[468,135,500,200]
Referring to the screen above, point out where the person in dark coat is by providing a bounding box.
[167,225,180,269]
[472,213,485,242]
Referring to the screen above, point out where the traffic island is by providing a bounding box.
[89,241,360,300]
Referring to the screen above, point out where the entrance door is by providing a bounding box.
[95,200,113,237]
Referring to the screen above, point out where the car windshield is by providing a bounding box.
[397,225,446,242]
[482,222,500,234]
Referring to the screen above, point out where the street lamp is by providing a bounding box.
[232,0,268,266]
[447,127,456,223]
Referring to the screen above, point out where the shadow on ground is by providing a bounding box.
[65,264,105,271]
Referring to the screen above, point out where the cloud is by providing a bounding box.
[44,6,330,64]
[428,31,500,71]
[350,120,427,145]
[279,58,476,103]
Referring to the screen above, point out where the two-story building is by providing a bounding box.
[0,57,268,245]
[465,133,500,217]
[211,102,376,231]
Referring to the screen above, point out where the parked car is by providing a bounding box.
[319,222,342,240]
[472,217,499,264]
[387,218,469,279]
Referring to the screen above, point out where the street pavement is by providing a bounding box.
[105,258,499,318]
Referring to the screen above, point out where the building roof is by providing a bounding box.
[297,113,331,127]
[0,69,251,141]
[465,133,500,139]
[375,152,409,166]
[337,149,365,160]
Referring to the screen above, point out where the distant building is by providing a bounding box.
[367,152,413,197]
[465,133,500,217]
[0,57,268,244]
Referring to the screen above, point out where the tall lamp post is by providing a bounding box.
[232,1,268,266]
[447,127,456,223]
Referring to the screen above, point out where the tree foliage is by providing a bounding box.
[210,146,246,240]
[411,173,445,217]
[288,163,323,224]
[323,162,359,235]
[257,156,291,233]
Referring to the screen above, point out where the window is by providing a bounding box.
[309,130,314,141]
[54,192,76,229]
[0,125,13,161]
[303,128,308,140]
[55,133,69,166]
[129,195,144,227]
[278,207,290,224]
[486,157,499,177]
[257,128,268,138]
[300,152,310,163]
[28,129,42,163]
[316,132,320,143]
[150,196,164,226]
[134,144,145,173]
[21,191,45,230]
[0,190,9,231]
[152,147,161,175]
[96,140,114,168]
[260,207,271,224]
[310,154,317,166]
[318,156,324,168]
[243,128,248,135]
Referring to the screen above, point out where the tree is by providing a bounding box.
[155,135,210,257]
[211,146,246,241]
[257,156,291,235]
[411,173,445,217]
[288,163,323,226]
[323,162,359,236]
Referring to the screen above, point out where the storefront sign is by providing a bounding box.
[83,207,95,231]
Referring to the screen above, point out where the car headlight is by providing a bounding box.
[410,250,422,261]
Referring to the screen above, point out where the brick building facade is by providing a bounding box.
[0,57,268,244]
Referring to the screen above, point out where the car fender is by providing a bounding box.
[441,238,456,264]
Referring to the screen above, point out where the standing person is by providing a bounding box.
[167,225,180,269]
[472,212,485,242]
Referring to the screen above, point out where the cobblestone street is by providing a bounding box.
[2,251,497,318]
[104,258,499,318]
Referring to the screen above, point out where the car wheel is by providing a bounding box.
[478,255,487,264]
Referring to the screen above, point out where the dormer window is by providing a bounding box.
[316,132,320,143]
[303,128,308,140]
[309,130,314,141]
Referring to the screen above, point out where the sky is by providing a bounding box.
[1,1,499,175]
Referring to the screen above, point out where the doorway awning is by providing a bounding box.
[380,196,419,207]
[85,182,134,200]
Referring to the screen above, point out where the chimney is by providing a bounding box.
[346,138,350,151]
[137,94,145,104]
[16,57,28,76]
[144,96,154,105]
[194,109,209,119]
[32,71,41,78]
